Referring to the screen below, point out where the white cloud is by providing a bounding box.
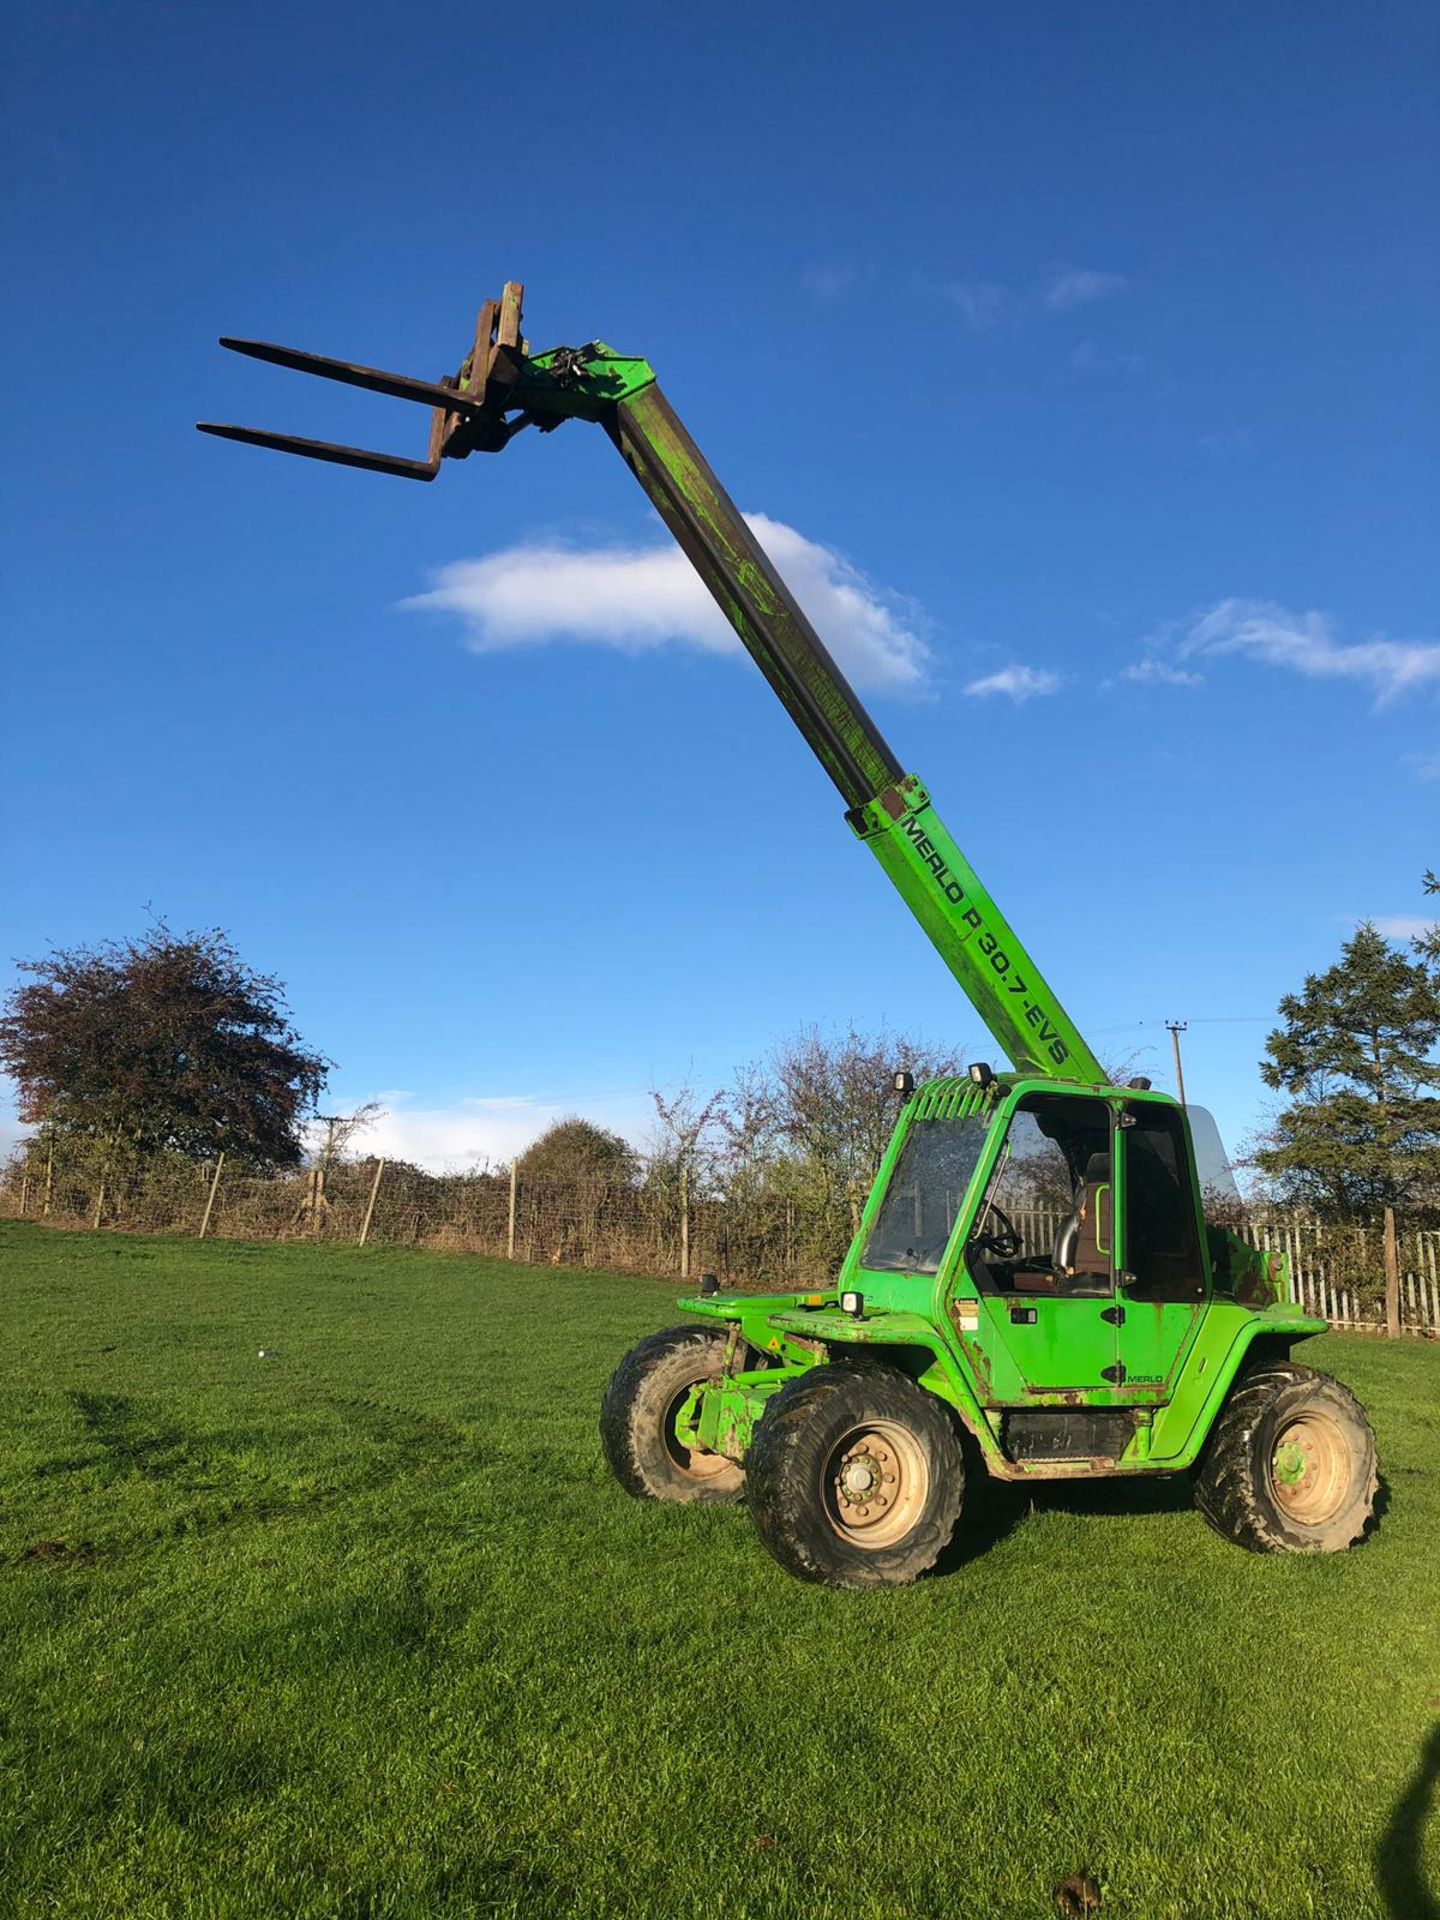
[1407,751,1440,782]
[403,513,930,693]
[1172,599,1440,707]
[312,1090,652,1173]
[1370,916,1433,941]
[1117,659,1204,689]
[1046,269,1129,310]
[964,665,1062,703]
[945,281,1009,330]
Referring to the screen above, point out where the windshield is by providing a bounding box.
[861,1117,991,1273]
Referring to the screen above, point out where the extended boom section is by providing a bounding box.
[847,779,1105,1082]
[607,385,1106,1085]
[199,279,1103,1083]
[606,385,901,810]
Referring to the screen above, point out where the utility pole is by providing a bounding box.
[1165,1021,1189,1107]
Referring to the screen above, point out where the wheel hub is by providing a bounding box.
[823,1422,928,1549]
[839,1453,884,1503]
[1270,1414,1348,1525]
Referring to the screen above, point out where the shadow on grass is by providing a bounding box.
[933,1461,1394,1582]
[1035,1476,1197,1521]
[931,1459,1030,1576]
[930,1454,1204,1579]
[1376,1723,1440,1920]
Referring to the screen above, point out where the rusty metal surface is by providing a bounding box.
[194,423,439,483]
[496,281,524,350]
[217,338,489,416]
[201,286,537,485]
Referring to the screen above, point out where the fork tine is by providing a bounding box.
[218,338,483,418]
[195,423,438,482]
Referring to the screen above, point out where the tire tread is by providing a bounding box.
[746,1366,964,1588]
[1194,1359,1377,1554]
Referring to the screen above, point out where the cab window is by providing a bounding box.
[861,1116,991,1273]
[1123,1107,1205,1302]
[966,1093,1112,1296]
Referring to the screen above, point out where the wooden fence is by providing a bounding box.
[1241,1215,1440,1333]
[4,1154,1438,1334]
[1009,1206,1440,1336]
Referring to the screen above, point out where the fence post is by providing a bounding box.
[1383,1206,1401,1339]
[18,1175,28,1216]
[42,1137,54,1217]
[358,1158,386,1247]
[507,1163,517,1260]
[198,1152,226,1239]
[91,1177,106,1231]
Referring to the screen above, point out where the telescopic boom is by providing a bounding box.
[199,283,1107,1085]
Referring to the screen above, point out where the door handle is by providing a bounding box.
[1009,1306,1037,1325]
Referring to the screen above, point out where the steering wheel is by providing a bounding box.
[971,1204,1021,1260]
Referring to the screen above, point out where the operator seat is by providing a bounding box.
[1053,1152,1112,1286]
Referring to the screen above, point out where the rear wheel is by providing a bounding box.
[745,1366,965,1588]
[1194,1360,1377,1553]
[600,1326,744,1504]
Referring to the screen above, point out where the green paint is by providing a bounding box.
[678,1079,1327,1481]
[847,779,1107,1084]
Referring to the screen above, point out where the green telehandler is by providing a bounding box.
[201,281,1379,1588]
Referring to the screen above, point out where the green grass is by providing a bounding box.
[1,1223,1436,1920]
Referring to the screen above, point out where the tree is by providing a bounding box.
[1255,923,1440,1222]
[768,1021,968,1207]
[756,1022,968,1269]
[1415,868,1439,972]
[0,924,329,1170]
[1256,919,1440,1338]
[516,1117,637,1189]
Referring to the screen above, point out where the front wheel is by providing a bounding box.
[745,1366,965,1588]
[1194,1360,1378,1553]
[600,1326,745,1504]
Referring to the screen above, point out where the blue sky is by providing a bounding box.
[2,1,1436,1171]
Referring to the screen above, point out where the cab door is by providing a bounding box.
[1111,1103,1207,1400]
[961,1093,1119,1402]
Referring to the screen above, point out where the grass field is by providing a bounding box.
[1,1222,1437,1920]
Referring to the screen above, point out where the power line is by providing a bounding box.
[1087,1015,1268,1037]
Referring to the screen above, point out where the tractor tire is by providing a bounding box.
[600,1326,745,1505]
[1193,1360,1378,1554]
[745,1365,965,1588]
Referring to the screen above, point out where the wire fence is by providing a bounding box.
[3,1145,1438,1334]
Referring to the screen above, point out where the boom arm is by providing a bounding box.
[198,287,1106,1086]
